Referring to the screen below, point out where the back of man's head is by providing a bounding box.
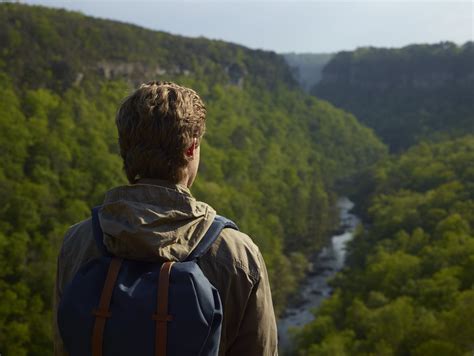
[116,81,206,184]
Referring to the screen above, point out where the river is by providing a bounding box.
[277,197,360,352]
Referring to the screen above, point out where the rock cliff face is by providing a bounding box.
[95,61,182,84]
[321,69,472,90]
[76,61,247,89]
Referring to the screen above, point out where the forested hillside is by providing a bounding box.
[294,136,474,355]
[312,42,474,151]
[0,4,296,92]
[0,4,386,355]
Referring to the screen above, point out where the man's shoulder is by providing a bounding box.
[62,218,93,249]
[60,218,99,270]
[204,227,263,283]
[65,218,93,235]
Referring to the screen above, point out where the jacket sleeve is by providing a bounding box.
[227,251,278,356]
[53,246,69,356]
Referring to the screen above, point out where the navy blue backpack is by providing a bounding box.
[58,207,238,356]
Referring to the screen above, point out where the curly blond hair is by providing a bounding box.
[116,81,206,183]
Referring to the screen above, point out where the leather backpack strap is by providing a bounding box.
[92,257,123,356]
[185,215,238,261]
[153,261,175,356]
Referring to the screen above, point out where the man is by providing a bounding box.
[53,81,278,355]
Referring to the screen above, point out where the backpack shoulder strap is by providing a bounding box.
[185,215,238,261]
[91,206,112,256]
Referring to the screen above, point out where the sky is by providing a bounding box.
[22,0,473,53]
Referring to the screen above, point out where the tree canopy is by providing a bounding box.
[294,136,474,355]
[0,4,386,354]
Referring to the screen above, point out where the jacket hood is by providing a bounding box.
[97,180,216,262]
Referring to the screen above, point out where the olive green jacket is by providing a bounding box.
[53,180,278,356]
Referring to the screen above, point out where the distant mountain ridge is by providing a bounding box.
[0,3,297,91]
[317,43,473,89]
[311,42,474,151]
[282,52,333,91]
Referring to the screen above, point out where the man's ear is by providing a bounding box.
[185,138,197,158]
